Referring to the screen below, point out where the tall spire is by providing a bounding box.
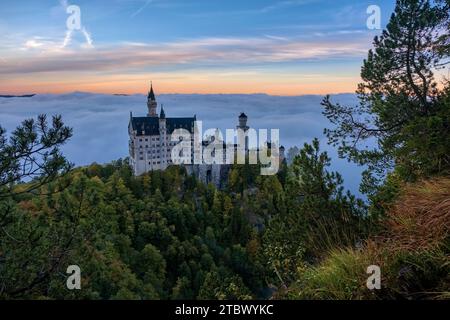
[147,81,157,117]
[160,104,166,119]
[148,81,156,101]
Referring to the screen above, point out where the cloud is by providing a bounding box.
[259,0,320,13]
[130,0,154,17]
[80,27,94,48]
[62,29,73,48]
[24,39,45,49]
[0,92,365,195]
[1,35,370,75]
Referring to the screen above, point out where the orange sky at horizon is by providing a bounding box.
[0,74,360,96]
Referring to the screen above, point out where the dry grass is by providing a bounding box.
[286,178,450,300]
[379,178,450,253]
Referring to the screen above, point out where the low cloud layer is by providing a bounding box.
[0,92,365,195]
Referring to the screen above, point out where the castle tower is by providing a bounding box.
[237,112,250,153]
[237,112,249,131]
[147,82,157,117]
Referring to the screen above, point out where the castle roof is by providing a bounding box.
[130,116,195,136]
[148,83,156,101]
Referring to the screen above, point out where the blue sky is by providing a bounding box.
[0,0,395,94]
[1,0,394,38]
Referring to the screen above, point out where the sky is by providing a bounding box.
[0,0,395,95]
[0,1,400,194]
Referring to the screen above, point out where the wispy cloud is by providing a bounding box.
[81,28,94,48]
[24,39,45,49]
[1,35,370,75]
[62,29,73,48]
[130,0,154,17]
[259,0,320,13]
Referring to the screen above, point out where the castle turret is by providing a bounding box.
[237,112,250,152]
[159,105,167,168]
[159,104,166,133]
[237,112,249,131]
[147,82,157,117]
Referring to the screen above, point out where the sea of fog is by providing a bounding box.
[0,92,365,197]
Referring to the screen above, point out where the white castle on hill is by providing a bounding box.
[128,83,285,187]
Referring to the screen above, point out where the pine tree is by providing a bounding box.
[322,0,450,193]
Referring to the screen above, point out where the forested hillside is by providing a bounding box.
[0,159,267,299]
[0,150,364,299]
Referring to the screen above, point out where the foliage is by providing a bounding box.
[0,159,271,299]
[322,0,450,194]
[262,139,368,287]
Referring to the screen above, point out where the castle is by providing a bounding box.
[128,83,284,187]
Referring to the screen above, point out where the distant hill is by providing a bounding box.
[0,94,36,98]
